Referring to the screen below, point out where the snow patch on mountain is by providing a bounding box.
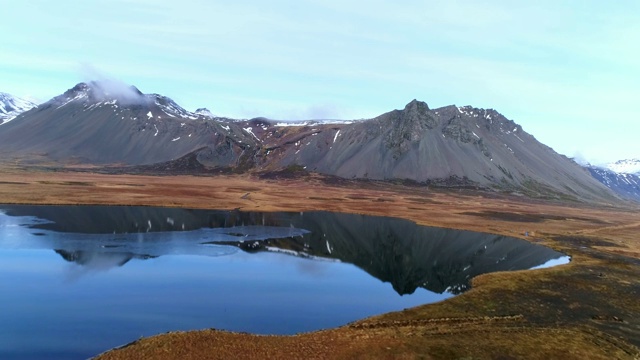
[152,95,202,120]
[57,91,88,110]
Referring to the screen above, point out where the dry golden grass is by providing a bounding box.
[0,166,639,359]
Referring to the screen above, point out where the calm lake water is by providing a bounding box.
[0,205,569,360]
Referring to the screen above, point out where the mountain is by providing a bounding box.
[0,82,256,167]
[586,162,640,202]
[0,82,620,202]
[0,92,37,125]
[606,159,640,175]
[249,101,614,201]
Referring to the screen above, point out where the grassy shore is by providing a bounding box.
[1,166,638,359]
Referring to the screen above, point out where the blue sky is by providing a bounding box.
[2,0,639,164]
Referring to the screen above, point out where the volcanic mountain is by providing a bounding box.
[0,82,619,202]
[0,92,37,125]
[0,82,256,167]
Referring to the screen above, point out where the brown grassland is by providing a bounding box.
[0,164,638,359]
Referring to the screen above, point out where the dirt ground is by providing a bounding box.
[0,166,638,359]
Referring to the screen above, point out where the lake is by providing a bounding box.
[0,205,569,359]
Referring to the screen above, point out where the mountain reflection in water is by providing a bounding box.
[1,205,567,295]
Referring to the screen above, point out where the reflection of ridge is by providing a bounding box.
[54,249,156,269]
[1,205,566,296]
[218,212,565,296]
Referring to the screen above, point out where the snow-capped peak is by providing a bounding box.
[69,82,144,103]
[606,159,640,175]
[0,92,37,125]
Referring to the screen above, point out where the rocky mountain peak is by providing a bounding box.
[447,105,522,135]
[403,99,430,112]
[383,100,438,156]
[56,81,147,106]
[66,82,91,94]
[150,94,213,120]
[398,99,437,129]
[35,82,219,125]
[195,108,215,118]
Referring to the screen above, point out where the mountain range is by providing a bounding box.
[0,82,633,203]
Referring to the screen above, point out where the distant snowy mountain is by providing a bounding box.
[606,159,640,175]
[0,93,37,125]
[587,164,640,202]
